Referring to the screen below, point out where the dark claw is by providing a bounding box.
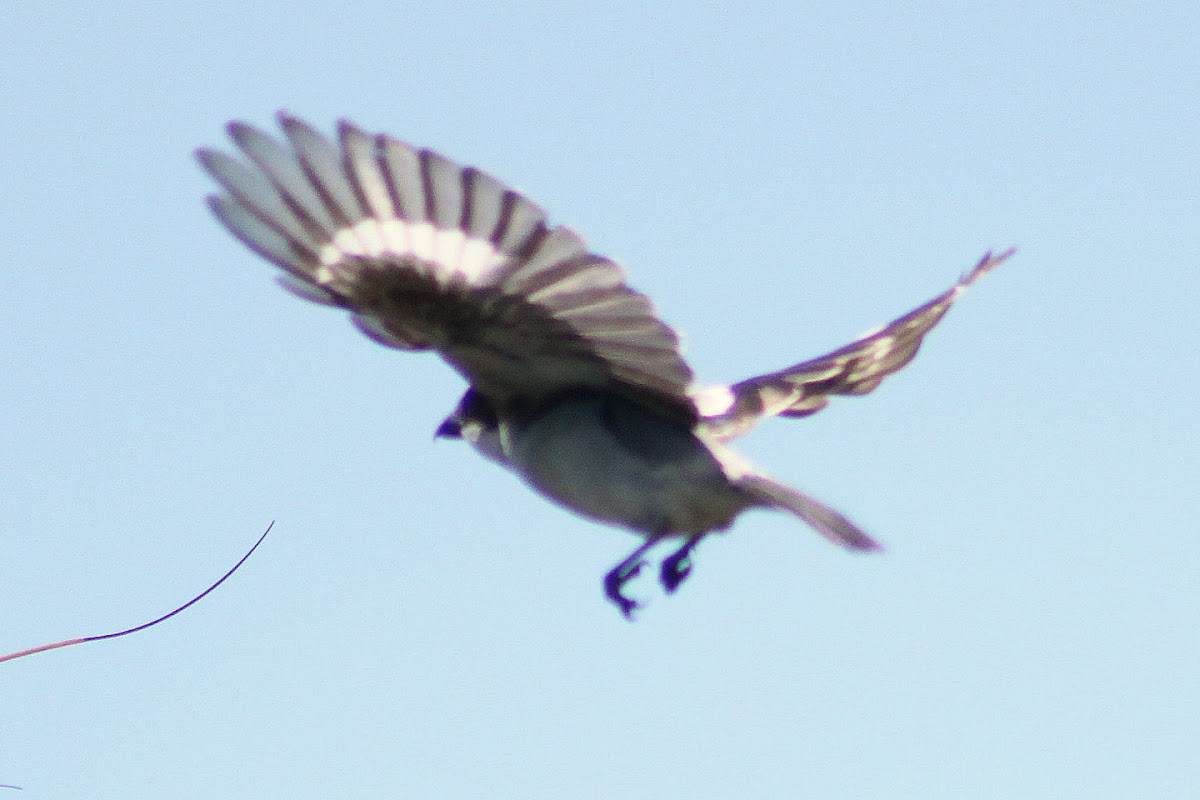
[660,551,691,593]
[603,536,668,619]
[604,560,644,618]
[609,590,639,619]
[660,536,702,593]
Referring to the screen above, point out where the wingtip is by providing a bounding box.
[193,145,219,169]
[226,119,254,141]
[962,246,1018,287]
[274,108,299,128]
[277,112,326,146]
[848,535,885,554]
[336,117,366,139]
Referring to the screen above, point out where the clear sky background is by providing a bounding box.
[2,3,1196,798]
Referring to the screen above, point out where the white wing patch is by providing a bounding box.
[316,218,510,281]
[202,116,531,297]
[199,112,696,412]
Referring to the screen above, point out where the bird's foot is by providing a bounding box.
[604,559,645,619]
[660,550,692,593]
[660,536,701,594]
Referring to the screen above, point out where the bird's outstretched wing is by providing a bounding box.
[198,113,695,415]
[698,248,1014,440]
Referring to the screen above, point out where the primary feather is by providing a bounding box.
[198,112,695,412]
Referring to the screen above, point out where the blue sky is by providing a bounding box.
[2,3,1196,798]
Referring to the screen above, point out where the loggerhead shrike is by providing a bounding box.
[198,113,1013,617]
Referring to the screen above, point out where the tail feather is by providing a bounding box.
[738,474,882,552]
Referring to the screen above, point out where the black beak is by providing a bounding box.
[435,417,462,439]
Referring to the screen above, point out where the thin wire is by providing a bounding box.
[0,521,274,666]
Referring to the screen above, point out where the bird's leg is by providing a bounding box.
[660,535,704,594]
[604,536,664,619]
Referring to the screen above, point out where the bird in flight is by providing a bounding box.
[198,113,1012,617]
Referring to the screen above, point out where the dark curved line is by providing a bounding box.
[83,521,274,643]
[0,522,274,665]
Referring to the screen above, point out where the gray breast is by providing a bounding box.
[505,394,751,535]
